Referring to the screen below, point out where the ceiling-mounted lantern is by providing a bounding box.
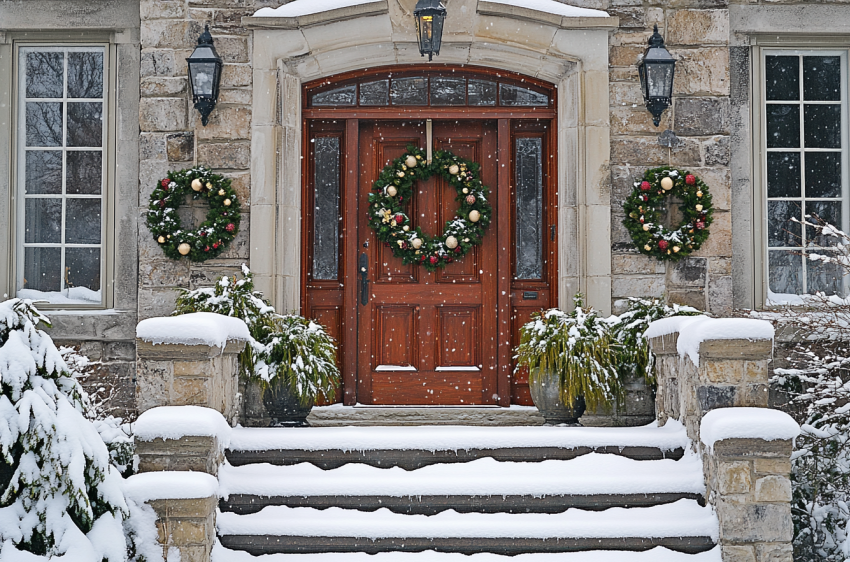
[414,0,447,62]
[637,25,676,127]
[186,25,223,126]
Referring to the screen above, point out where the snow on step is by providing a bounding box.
[213,544,723,562]
[228,420,688,453]
[216,500,718,540]
[219,452,705,498]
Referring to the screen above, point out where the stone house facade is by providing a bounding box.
[0,0,845,416]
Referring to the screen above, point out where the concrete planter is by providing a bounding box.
[528,369,586,426]
[262,378,314,427]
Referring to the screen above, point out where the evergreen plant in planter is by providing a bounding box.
[173,266,339,426]
[515,299,622,425]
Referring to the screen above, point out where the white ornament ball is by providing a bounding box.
[469,210,481,223]
[191,179,203,191]
[673,246,681,253]
[387,186,398,197]
[449,164,460,175]
[402,225,410,232]
[412,238,423,249]
[642,224,650,231]
[178,243,191,255]
[224,199,232,207]
[218,189,225,196]
[158,236,166,244]
[446,236,459,249]
[397,171,405,178]
[660,177,674,190]
[405,155,417,168]
[462,188,469,194]
[695,204,703,212]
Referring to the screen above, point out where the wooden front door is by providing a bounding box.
[357,120,500,405]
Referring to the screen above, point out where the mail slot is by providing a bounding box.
[523,291,538,300]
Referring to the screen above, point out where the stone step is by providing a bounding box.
[218,454,705,515]
[216,500,718,556]
[225,423,688,469]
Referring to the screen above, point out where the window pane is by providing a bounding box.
[431,77,465,106]
[312,137,340,280]
[25,51,64,98]
[769,250,803,294]
[25,151,62,194]
[765,55,799,101]
[805,152,842,198]
[312,85,356,106]
[767,152,801,198]
[65,247,101,292]
[804,104,841,149]
[26,102,63,147]
[68,51,103,98]
[806,201,841,247]
[515,138,543,279]
[391,77,428,105]
[468,80,496,106]
[768,200,801,247]
[25,198,62,243]
[65,198,101,244]
[23,247,61,292]
[767,104,800,148]
[500,83,548,106]
[67,102,103,147]
[804,56,841,102]
[67,151,103,194]
[359,80,389,106]
[808,256,843,295]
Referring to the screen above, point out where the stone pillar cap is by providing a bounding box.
[136,312,251,348]
[700,407,800,451]
[125,471,219,503]
[646,316,774,366]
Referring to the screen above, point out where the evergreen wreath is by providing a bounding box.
[368,145,492,271]
[146,165,241,262]
[622,166,714,261]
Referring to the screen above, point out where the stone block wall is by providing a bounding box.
[149,495,218,562]
[137,434,224,475]
[139,0,257,321]
[608,2,732,316]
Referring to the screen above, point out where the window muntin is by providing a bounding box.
[764,50,850,300]
[16,46,106,306]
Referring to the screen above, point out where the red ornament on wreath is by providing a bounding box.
[622,166,714,262]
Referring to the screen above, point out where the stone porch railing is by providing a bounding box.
[648,316,800,562]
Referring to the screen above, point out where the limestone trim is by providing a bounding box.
[248,8,613,315]
[242,1,389,30]
[476,2,618,30]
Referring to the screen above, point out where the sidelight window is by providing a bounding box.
[15,46,107,306]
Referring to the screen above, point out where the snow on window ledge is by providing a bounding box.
[645,316,774,367]
[700,407,800,451]
[17,287,102,306]
[135,405,233,446]
[136,312,251,348]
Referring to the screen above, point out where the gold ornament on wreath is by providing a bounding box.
[146,166,241,262]
[367,145,493,271]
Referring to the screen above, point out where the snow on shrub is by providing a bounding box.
[0,299,127,559]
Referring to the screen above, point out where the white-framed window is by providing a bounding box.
[762,49,850,302]
[15,45,107,306]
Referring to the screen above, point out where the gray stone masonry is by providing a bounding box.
[136,434,224,476]
[149,496,217,562]
[649,323,793,561]
[136,339,243,424]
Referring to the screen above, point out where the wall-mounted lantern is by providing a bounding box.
[186,25,223,126]
[414,0,447,62]
[637,25,676,127]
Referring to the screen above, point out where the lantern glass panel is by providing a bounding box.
[646,63,673,99]
[190,62,217,97]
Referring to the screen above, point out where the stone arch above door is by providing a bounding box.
[246,0,618,315]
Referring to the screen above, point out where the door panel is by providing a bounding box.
[357,120,499,405]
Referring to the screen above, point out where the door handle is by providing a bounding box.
[359,253,369,306]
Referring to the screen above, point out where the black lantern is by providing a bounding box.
[637,25,676,127]
[414,0,447,61]
[186,25,223,126]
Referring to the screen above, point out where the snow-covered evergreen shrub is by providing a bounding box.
[173,265,339,403]
[611,297,702,384]
[515,297,622,410]
[0,299,127,559]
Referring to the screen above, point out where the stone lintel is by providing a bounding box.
[242,1,389,30]
[647,333,679,356]
[136,339,244,360]
[698,338,772,361]
[712,438,793,461]
[477,2,619,30]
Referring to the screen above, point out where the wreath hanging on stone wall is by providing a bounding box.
[368,145,492,271]
[622,166,713,261]
[146,166,241,262]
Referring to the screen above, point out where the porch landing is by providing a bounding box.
[307,405,545,426]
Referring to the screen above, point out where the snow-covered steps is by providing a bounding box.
[218,453,706,515]
[213,545,724,562]
[226,423,689,469]
[216,500,717,555]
